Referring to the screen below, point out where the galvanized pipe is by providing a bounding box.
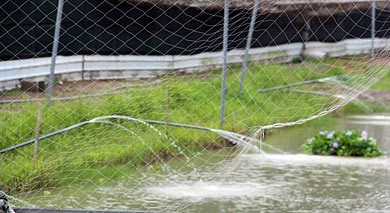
[371,0,376,73]
[0,121,89,154]
[238,0,260,97]
[144,119,212,131]
[0,119,213,155]
[257,77,338,93]
[46,0,65,107]
[220,0,230,126]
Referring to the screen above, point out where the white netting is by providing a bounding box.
[0,0,390,212]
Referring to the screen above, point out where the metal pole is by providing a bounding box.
[238,0,260,97]
[46,0,65,107]
[371,0,376,72]
[257,76,339,93]
[0,119,213,155]
[166,87,170,136]
[220,0,229,126]
[0,121,89,155]
[33,107,43,169]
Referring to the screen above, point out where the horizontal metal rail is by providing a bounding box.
[257,76,339,93]
[287,89,337,97]
[0,121,89,154]
[144,119,212,131]
[0,118,214,154]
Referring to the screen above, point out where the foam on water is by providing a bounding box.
[147,181,275,200]
[144,153,389,202]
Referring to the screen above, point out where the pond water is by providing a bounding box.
[18,114,390,212]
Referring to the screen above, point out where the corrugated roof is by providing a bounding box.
[117,0,390,15]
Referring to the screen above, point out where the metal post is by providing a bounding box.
[238,0,260,97]
[46,0,65,107]
[33,107,42,169]
[166,87,170,136]
[371,0,376,72]
[220,0,229,126]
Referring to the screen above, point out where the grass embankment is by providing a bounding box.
[0,58,388,192]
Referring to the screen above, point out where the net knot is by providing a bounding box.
[253,127,265,141]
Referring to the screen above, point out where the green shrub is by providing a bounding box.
[302,130,385,157]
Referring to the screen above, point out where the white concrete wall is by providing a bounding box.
[303,38,390,58]
[0,38,389,91]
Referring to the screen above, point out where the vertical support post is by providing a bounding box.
[301,15,311,80]
[288,63,293,84]
[238,0,260,97]
[300,15,310,61]
[220,0,230,126]
[81,55,85,81]
[371,0,376,73]
[166,87,170,136]
[46,0,65,107]
[33,107,43,169]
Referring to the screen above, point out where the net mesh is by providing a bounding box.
[0,0,389,211]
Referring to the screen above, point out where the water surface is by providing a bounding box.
[18,115,390,212]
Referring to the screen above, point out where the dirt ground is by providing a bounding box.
[0,79,162,102]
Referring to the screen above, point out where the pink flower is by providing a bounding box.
[361,130,368,140]
[327,133,333,139]
[333,142,339,148]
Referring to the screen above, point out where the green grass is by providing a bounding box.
[0,58,388,193]
[371,72,390,90]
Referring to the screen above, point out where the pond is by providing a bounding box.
[17,114,390,212]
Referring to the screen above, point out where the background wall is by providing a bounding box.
[1,0,390,61]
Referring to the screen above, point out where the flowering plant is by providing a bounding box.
[302,130,384,157]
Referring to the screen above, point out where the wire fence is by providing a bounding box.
[1,0,390,212]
